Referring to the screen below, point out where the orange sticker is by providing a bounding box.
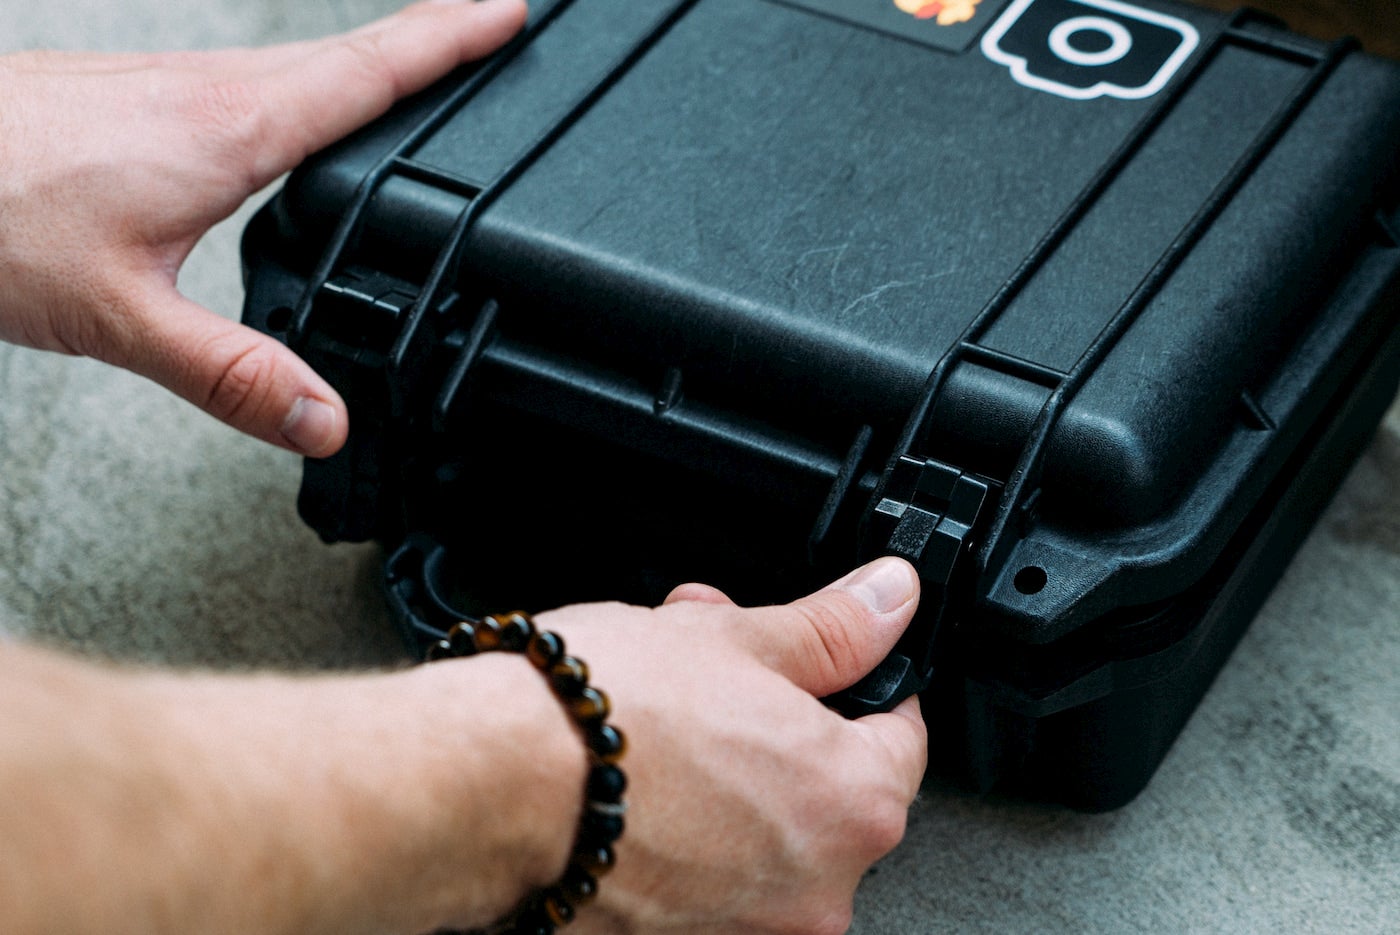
[773,0,1010,53]
[893,0,984,27]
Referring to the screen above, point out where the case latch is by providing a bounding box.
[294,266,423,543]
[829,457,997,717]
[872,457,995,593]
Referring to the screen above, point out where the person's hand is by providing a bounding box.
[0,557,923,935]
[0,0,527,457]
[538,557,928,935]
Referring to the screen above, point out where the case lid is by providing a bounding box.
[254,0,1400,678]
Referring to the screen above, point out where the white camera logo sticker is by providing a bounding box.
[982,0,1200,101]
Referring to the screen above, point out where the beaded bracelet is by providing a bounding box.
[425,612,627,935]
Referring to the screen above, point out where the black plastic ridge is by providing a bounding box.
[384,0,705,376]
[388,157,484,200]
[885,11,1245,466]
[433,298,501,432]
[1224,24,1328,64]
[853,10,1240,580]
[286,0,581,350]
[807,423,875,562]
[975,35,1357,582]
[957,344,1068,390]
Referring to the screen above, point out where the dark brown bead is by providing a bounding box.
[425,639,455,661]
[586,764,627,803]
[560,866,599,905]
[580,811,625,847]
[447,622,478,656]
[526,630,565,670]
[499,612,536,652]
[506,905,554,935]
[586,724,627,764]
[474,616,503,652]
[573,844,615,877]
[568,687,610,722]
[543,891,576,926]
[549,656,589,696]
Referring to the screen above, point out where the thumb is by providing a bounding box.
[109,283,347,456]
[743,558,920,697]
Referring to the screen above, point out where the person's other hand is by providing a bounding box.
[0,0,527,457]
[539,557,928,935]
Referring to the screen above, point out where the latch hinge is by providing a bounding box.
[870,456,996,600]
[293,266,427,544]
[310,266,421,356]
[829,456,998,718]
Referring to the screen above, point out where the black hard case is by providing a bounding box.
[241,0,1400,809]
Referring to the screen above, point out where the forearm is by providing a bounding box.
[0,643,585,935]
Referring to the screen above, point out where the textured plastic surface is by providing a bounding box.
[242,0,1400,809]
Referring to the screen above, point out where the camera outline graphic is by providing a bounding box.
[981,0,1200,101]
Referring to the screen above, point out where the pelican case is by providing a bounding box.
[240,0,1400,809]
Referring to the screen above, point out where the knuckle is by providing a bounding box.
[791,905,855,935]
[338,32,407,100]
[184,77,260,128]
[794,597,866,685]
[202,340,280,424]
[179,77,267,160]
[862,799,911,858]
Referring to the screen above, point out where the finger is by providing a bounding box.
[2,49,162,75]
[854,694,928,802]
[737,558,920,697]
[106,282,347,456]
[662,583,736,607]
[237,0,528,185]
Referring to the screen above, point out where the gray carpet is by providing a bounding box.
[3,2,1397,931]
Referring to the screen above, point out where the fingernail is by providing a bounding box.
[832,558,917,614]
[281,397,339,456]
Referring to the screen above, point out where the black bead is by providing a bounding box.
[549,656,589,696]
[573,844,615,877]
[447,622,479,656]
[543,890,576,926]
[579,810,625,847]
[568,686,609,722]
[426,639,454,661]
[586,764,627,803]
[526,630,565,670]
[499,612,536,652]
[560,865,599,905]
[586,724,627,764]
[475,616,503,651]
[505,906,554,935]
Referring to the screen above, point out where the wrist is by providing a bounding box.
[422,613,631,934]
[134,656,586,935]
[392,654,589,931]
